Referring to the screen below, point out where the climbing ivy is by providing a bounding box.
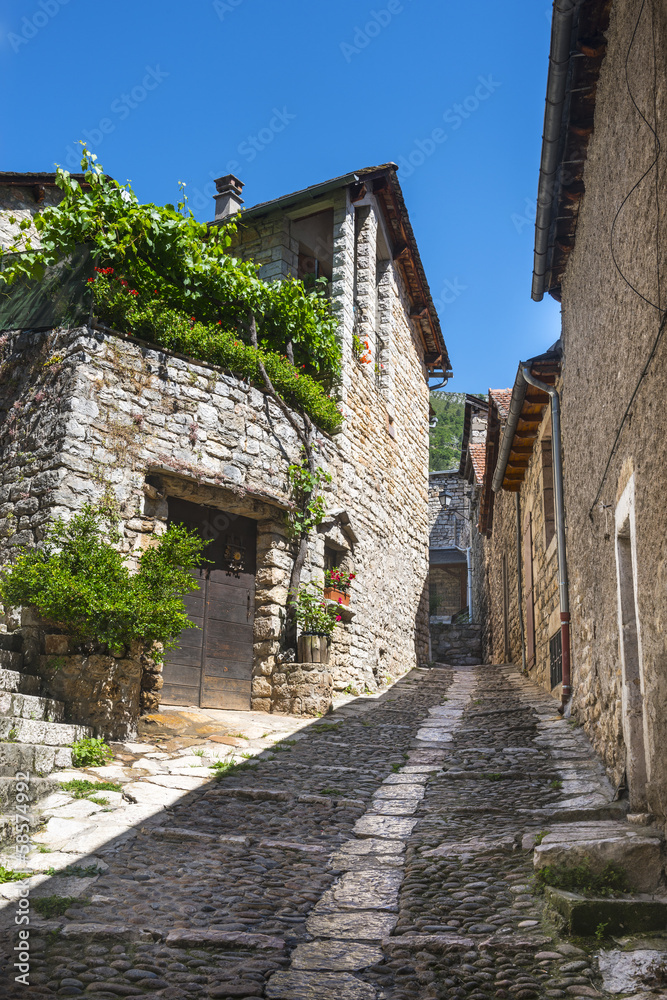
[287,455,332,538]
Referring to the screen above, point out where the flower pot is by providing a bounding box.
[323,587,350,606]
[298,632,330,665]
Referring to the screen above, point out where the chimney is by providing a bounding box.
[213,174,244,220]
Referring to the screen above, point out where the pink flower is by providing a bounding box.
[335,615,342,622]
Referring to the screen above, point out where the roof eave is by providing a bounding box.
[531,0,612,302]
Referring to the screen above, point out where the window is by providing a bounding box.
[429,564,467,616]
[541,439,555,547]
[291,210,334,294]
[324,545,341,573]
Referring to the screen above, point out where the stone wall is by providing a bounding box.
[481,488,523,666]
[480,395,561,703]
[0,173,434,716]
[18,610,149,741]
[556,0,667,811]
[468,485,488,635]
[0,183,63,249]
[0,319,429,710]
[230,186,432,681]
[431,622,482,666]
[428,471,470,551]
[523,409,560,695]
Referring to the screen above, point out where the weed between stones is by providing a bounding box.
[534,860,630,897]
[59,778,123,797]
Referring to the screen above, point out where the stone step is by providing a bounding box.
[0,775,60,847]
[0,690,65,723]
[0,741,73,776]
[0,668,41,695]
[534,820,664,893]
[0,716,92,747]
[0,774,60,809]
[0,632,24,653]
[0,648,24,671]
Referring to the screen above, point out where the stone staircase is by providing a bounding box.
[0,632,92,776]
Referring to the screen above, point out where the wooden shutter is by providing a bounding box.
[523,512,535,668]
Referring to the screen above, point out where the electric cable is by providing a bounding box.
[590,0,665,516]
[609,0,663,313]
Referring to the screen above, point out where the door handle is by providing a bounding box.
[247,590,251,620]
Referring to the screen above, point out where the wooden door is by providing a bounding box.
[523,512,535,669]
[161,498,256,710]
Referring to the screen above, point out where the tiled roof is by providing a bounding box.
[468,443,486,484]
[488,388,513,419]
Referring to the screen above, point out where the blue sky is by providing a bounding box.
[0,0,561,393]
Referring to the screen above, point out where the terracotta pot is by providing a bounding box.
[297,632,330,665]
[323,587,350,606]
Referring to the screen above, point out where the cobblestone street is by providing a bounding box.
[1,665,625,999]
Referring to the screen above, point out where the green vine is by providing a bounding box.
[287,456,332,538]
[2,145,342,384]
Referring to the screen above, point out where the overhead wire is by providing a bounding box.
[589,0,665,517]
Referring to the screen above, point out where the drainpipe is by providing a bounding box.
[532,0,578,301]
[516,492,527,672]
[521,365,571,709]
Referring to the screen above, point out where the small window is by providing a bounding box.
[291,209,333,294]
[324,545,341,573]
[541,439,555,547]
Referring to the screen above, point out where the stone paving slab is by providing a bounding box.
[265,970,377,999]
[305,909,398,941]
[0,664,642,999]
[291,939,384,970]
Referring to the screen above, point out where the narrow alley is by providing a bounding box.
[1,664,628,1000]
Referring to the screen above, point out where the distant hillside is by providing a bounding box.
[429,392,485,471]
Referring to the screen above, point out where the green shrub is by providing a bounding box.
[2,146,343,412]
[70,737,113,768]
[91,273,342,433]
[0,499,206,659]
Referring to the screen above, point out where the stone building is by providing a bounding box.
[428,470,471,621]
[0,164,450,737]
[529,0,667,815]
[427,394,487,666]
[459,393,489,636]
[476,350,563,694]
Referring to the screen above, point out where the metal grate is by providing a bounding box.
[550,629,563,689]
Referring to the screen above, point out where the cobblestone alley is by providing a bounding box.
[0,665,629,999]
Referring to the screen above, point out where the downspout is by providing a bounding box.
[516,492,527,672]
[532,0,578,301]
[521,366,571,710]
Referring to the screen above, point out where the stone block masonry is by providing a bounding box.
[431,622,482,665]
[0,323,429,711]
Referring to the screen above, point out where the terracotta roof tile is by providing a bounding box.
[488,388,513,419]
[468,443,486,484]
